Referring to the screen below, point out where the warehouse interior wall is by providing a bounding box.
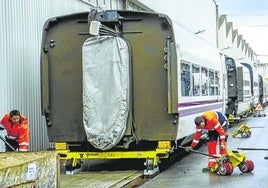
[0,0,144,151]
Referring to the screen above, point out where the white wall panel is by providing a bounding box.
[137,0,218,47]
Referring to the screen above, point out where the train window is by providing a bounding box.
[244,89,250,96]
[201,67,208,96]
[243,80,250,86]
[192,64,200,96]
[180,61,220,97]
[209,70,215,95]
[181,62,191,96]
[215,71,220,95]
[226,58,235,69]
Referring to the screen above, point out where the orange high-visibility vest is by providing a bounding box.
[0,113,29,151]
[191,111,226,148]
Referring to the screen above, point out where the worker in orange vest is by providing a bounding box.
[0,110,29,151]
[187,111,228,168]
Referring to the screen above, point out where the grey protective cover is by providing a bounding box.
[82,36,129,150]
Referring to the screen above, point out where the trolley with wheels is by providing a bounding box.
[211,150,254,176]
[179,146,254,176]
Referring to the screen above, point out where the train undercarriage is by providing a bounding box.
[56,141,173,176]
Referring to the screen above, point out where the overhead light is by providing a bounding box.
[221,46,233,51]
[195,29,206,34]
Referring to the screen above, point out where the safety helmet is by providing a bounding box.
[194,116,204,125]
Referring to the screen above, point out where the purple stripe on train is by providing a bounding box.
[178,101,223,117]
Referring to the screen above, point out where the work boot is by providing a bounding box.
[208,161,217,168]
[207,141,217,168]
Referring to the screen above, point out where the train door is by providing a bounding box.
[258,75,264,104]
[236,66,244,102]
[225,57,238,116]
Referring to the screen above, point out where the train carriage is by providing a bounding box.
[260,76,268,105]
[40,9,227,174]
[172,22,227,142]
[225,57,262,122]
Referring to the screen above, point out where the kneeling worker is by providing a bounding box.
[0,110,29,151]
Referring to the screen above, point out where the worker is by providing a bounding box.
[216,111,229,140]
[0,110,29,151]
[187,110,228,168]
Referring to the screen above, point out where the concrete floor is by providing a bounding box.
[141,108,268,188]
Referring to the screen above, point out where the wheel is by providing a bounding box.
[65,158,81,171]
[246,131,251,137]
[241,131,248,138]
[218,162,233,176]
[225,162,234,175]
[246,160,254,172]
[65,158,75,171]
[239,160,254,173]
[146,158,154,170]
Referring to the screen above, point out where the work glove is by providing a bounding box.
[220,141,226,150]
[184,146,193,152]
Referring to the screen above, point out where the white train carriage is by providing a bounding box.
[260,76,268,105]
[225,57,259,122]
[236,62,254,118]
[241,62,260,107]
[173,21,227,142]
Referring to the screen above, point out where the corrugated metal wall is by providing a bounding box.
[0,0,91,152]
[0,0,146,151]
[0,0,147,152]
